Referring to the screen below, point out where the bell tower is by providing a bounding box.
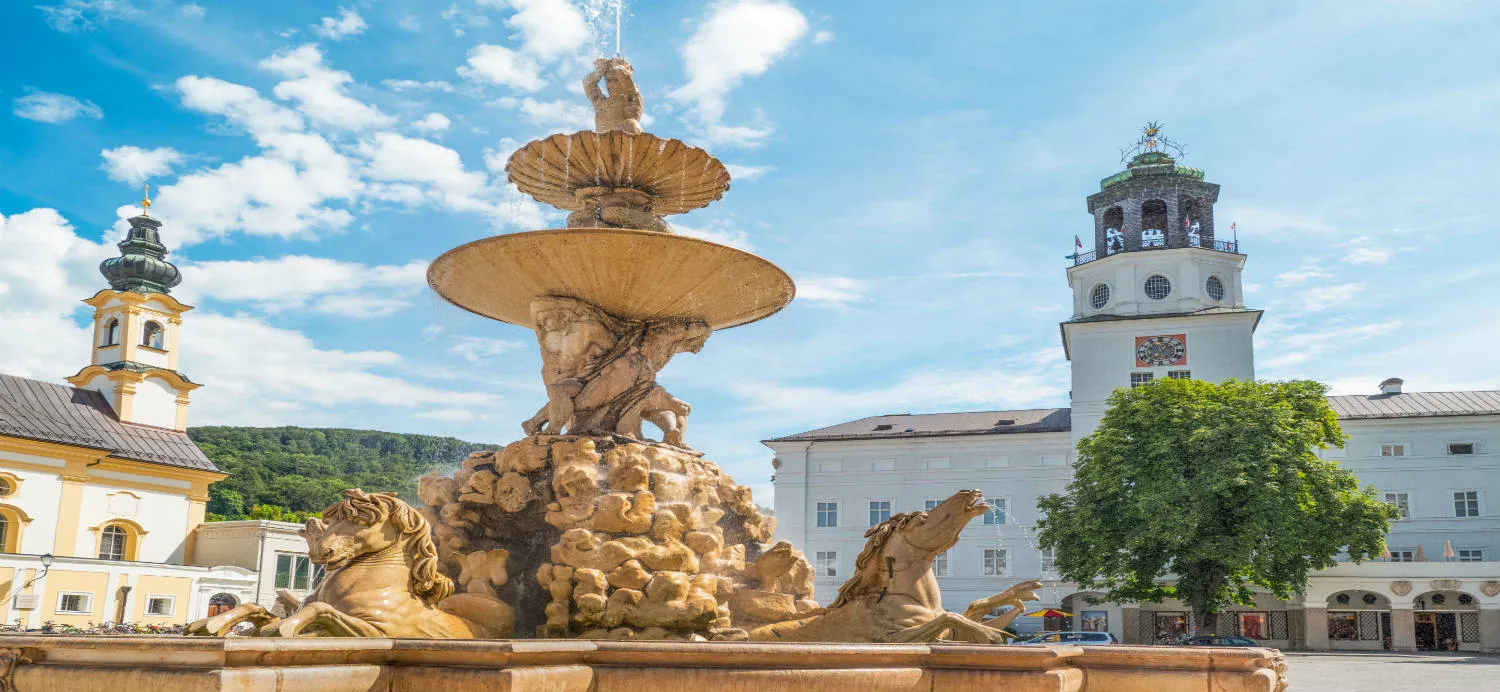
[67,188,201,430]
[1061,125,1261,444]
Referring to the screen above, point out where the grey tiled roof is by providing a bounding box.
[0,373,218,473]
[768,390,1500,443]
[765,408,1072,443]
[1327,390,1500,420]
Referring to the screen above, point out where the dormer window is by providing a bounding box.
[102,319,120,346]
[142,321,166,350]
[872,424,893,431]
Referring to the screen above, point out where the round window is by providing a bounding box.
[0,477,11,497]
[1089,284,1110,309]
[1206,275,1225,301]
[1144,274,1172,300]
[1335,593,1351,604]
[1430,594,1447,605]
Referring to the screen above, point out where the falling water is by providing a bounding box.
[563,136,573,188]
[625,136,635,185]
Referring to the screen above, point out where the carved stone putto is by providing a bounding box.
[1390,580,1412,596]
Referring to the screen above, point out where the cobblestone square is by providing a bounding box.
[1287,652,1500,691]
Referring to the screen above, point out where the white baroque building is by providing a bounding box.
[767,145,1500,652]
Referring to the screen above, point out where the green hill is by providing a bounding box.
[189,426,501,522]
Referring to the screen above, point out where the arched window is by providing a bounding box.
[207,593,239,617]
[142,321,165,350]
[0,515,8,554]
[99,525,128,561]
[102,319,120,346]
[1141,200,1168,247]
[1102,207,1124,254]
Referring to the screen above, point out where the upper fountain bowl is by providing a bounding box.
[506,131,731,215]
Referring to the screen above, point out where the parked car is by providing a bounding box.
[1016,631,1117,645]
[1176,635,1259,647]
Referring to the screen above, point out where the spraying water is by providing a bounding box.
[583,0,628,57]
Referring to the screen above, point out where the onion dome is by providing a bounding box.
[100,189,182,294]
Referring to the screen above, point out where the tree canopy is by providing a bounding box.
[192,426,498,521]
[1036,378,1397,634]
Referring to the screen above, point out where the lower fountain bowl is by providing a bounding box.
[427,227,796,329]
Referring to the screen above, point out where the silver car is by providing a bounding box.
[1016,631,1117,645]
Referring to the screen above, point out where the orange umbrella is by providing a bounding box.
[1025,609,1076,618]
[1415,545,1427,562]
[1380,545,1391,561]
[1443,541,1455,561]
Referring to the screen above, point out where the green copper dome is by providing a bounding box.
[99,213,182,294]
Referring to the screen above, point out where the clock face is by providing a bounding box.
[1135,334,1187,367]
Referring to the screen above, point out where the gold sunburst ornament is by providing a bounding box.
[141,183,152,212]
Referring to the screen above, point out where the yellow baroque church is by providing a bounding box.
[0,204,258,628]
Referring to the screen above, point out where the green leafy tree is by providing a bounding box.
[1037,378,1397,636]
[207,486,245,518]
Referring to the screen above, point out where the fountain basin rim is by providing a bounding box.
[506,131,731,215]
[427,227,795,330]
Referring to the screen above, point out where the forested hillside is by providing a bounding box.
[190,426,500,522]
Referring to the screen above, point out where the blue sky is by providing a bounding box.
[2,0,1497,501]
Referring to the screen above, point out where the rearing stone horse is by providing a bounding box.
[748,490,1041,643]
[188,489,511,638]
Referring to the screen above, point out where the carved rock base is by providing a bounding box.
[419,435,810,640]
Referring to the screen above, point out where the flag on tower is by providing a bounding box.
[1075,235,1084,250]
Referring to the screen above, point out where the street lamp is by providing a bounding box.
[39,553,54,569]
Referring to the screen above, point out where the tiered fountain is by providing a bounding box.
[0,59,1287,692]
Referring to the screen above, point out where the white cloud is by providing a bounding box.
[261,45,395,130]
[12,91,104,123]
[100,145,184,185]
[412,112,452,133]
[675,222,754,251]
[1273,262,1332,287]
[315,7,367,40]
[398,15,421,32]
[725,163,772,181]
[37,0,137,32]
[1341,236,1394,265]
[447,336,526,362]
[180,3,205,19]
[671,0,808,147]
[813,30,833,44]
[796,276,867,306]
[1294,282,1364,312]
[384,79,456,92]
[176,75,303,136]
[0,208,111,380]
[507,97,592,131]
[497,0,590,59]
[178,256,428,317]
[415,408,480,423]
[458,44,545,92]
[362,132,493,214]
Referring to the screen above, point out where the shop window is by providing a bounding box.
[1238,612,1268,639]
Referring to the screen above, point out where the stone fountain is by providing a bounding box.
[0,58,1288,692]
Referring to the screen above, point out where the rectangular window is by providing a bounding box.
[275,553,294,589]
[924,457,950,470]
[1389,549,1415,562]
[146,596,175,616]
[869,500,891,526]
[982,499,1007,525]
[933,551,948,577]
[1457,549,1484,562]
[1382,492,1410,519]
[1041,547,1056,572]
[57,592,91,614]
[983,548,1008,576]
[816,502,839,528]
[293,556,313,590]
[1454,491,1480,518]
[1380,444,1404,457]
[814,551,837,577]
[924,500,941,512]
[1448,443,1475,455]
[1167,370,1192,380]
[311,564,327,588]
[1130,372,1154,388]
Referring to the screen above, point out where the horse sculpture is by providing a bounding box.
[187,489,511,638]
[748,490,1042,643]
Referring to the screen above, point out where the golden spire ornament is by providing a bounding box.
[141,183,152,212]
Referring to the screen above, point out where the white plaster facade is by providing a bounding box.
[191,520,318,613]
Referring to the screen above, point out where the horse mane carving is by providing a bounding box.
[324,489,454,604]
[830,511,925,608]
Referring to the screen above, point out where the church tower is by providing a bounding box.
[67,190,200,430]
[1061,125,1261,445]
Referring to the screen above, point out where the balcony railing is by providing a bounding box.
[1071,236,1240,266]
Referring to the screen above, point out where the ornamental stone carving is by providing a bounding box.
[1480,581,1500,597]
[1430,579,1463,592]
[1390,580,1412,596]
[0,648,31,692]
